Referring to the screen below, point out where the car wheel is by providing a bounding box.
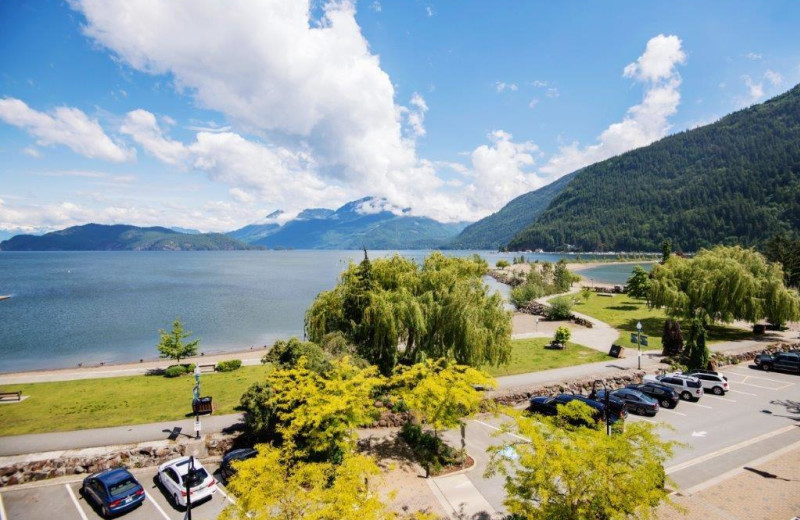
[636,406,646,415]
[102,505,111,518]
[681,391,691,400]
[173,493,181,509]
[712,386,724,395]
[762,363,772,372]
[660,398,671,408]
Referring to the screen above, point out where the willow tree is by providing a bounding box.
[649,245,800,326]
[305,252,512,375]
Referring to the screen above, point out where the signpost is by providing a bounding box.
[631,321,648,369]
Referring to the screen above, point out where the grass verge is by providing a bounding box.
[573,293,752,352]
[486,338,609,377]
[0,365,267,436]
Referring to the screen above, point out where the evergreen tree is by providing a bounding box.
[684,319,709,370]
[156,319,199,364]
[661,319,684,356]
[661,239,672,263]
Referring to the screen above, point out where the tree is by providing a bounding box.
[580,286,592,303]
[661,319,684,356]
[545,295,573,320]
[553,259,575,292]
[156,319,199,364]
[684,319,709,370]
[262,336,331,373]
[626,265,651,300]
[391,358,495,439]
[661,239,672,263]
[220,446,434,520]
[764,233,800,288]
[488,407,676,520]
[306,253,511,375]
[239,357,383,461]
[553,326,571,347]
[649,245,800,326]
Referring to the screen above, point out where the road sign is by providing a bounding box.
[640,336,649,346]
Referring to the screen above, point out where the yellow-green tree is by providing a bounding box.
[220,445,434,520]
[488,406,676,520]
[391,358,495,438]
[239,357,383,461]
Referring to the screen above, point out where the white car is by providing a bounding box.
[157,456,217,508]
[643,373,704,401]
[684,370,729,395]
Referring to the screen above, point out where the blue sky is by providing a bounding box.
[1,0,798,234]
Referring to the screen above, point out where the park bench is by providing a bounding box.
[198,363,216,373]
[0,390,22,401]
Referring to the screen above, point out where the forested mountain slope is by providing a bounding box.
[508,84,800,252]
[446,171,577,250]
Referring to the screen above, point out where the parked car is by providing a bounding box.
[81,467,145,517]
[528,393,628,425]
[643,373,704,401]
[157,456,217,509]
[756,352,800,373]
[220,447,258,480]
[684,370,729,395]
[597,388,659,416]
[626,382,680,409]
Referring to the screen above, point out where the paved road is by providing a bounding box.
[438,365,800,516]
[0,463,234,520]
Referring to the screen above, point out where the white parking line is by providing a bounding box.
[64,484,89,520]
[216,485,237,504]
[660,408,687,416]
[728,372,794,384]
[0,492,7,520]
[637,417,656,424]
[144,491,172,520]
[683,401,712,409]
[472,419,530,442]
[665,424,797,474]
[703,395,736,402]
[728,389,758,396]
[734,381,787,390]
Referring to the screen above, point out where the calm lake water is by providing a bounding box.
[0,251,639,372]
[577,262,654,285]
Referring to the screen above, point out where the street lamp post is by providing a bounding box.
[193,366,201,440]
[636,321,643,370]
[184,455,194,520]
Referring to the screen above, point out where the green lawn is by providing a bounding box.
[486,338,610,377]
[574,293,752,352]
[0,365,268,436]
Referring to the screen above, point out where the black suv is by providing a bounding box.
[626,382,680,409]
[220,448,258,480]
[756,352,800,374]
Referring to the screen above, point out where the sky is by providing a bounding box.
[1,0,799,235]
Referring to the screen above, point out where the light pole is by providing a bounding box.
[193,366,201,440]
[636,321,643,370]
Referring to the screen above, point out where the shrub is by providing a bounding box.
[495,260,510,269]
[164,365,188,378]
[262,337,331,373]
[545,296,573,320]
[216,359,242,372]
[510,283,545,308]
[554,326,572,345]
[186,363,196,373]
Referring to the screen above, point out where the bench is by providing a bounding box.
[598,293,614,297]
[0,391,22,401]
[198,363,216,373]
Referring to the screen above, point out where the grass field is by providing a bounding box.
[0,337,614,436]
[574,293,752,352]
[485,337,609,377]
[0,365,268,436]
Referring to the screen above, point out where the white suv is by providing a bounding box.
[643,373,704,401]
[684,370,729,395]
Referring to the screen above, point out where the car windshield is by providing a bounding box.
[109,478,137,496]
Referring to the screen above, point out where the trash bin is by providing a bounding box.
[192,396,213,415]
[608,344,625,358]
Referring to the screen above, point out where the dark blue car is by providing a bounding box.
[81,467,145,517]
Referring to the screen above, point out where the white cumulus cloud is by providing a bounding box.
[541,34,686,178]
[0,98,134,162]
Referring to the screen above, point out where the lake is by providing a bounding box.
[0,251,639,372]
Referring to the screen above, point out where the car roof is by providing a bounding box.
[94,468,135,485]
[164,456,206,477]
[223,448,258,463]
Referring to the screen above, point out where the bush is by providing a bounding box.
[262,337,331,373]
[187,363,196,373]
[545,296,574,320]
[216,359,242,372]
[164,365,188,378]
[554,326,572,345]
[510,283,545,308]
[495,260,510,269]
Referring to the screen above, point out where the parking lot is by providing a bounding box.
[0,463,233,520]
[441,364,800,514]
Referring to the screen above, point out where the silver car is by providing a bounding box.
[643,373,704,401]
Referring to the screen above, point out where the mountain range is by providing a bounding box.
[228,197,469,249]
[0,224,258,251]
